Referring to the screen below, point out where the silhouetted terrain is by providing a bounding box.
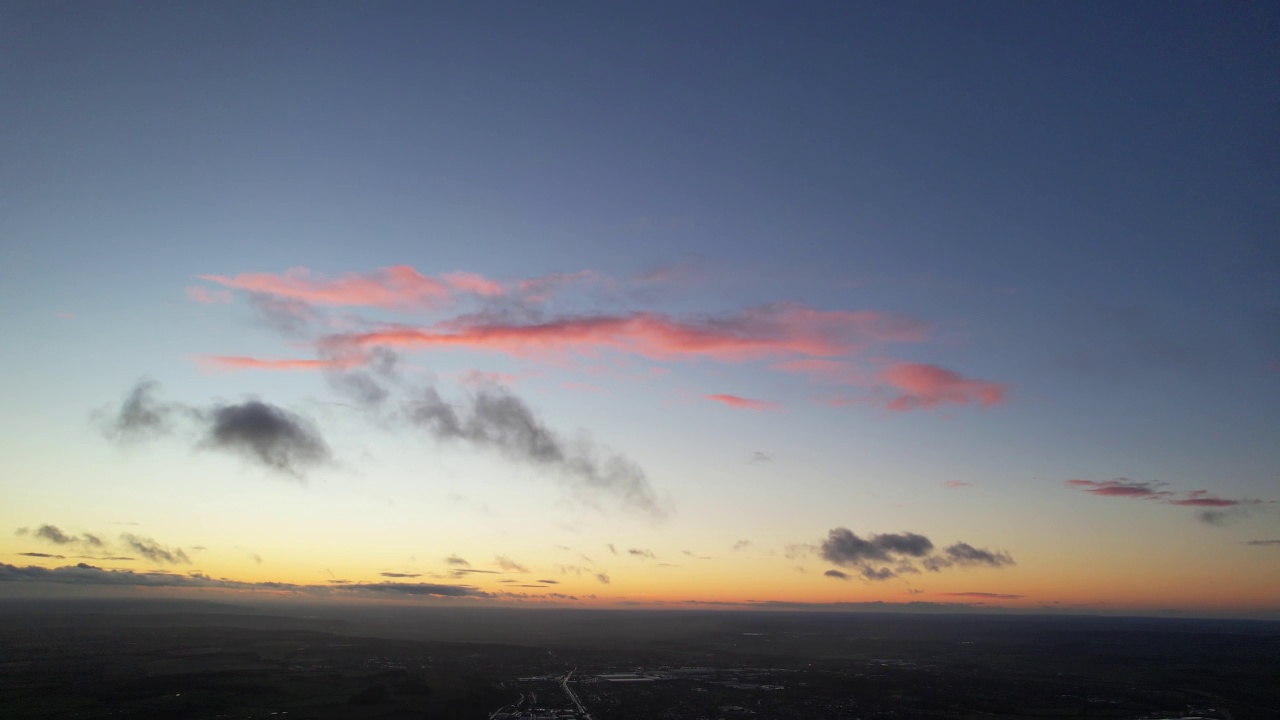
[1,600,1276,719]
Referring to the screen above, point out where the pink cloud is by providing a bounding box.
[880,363,1008,411]
[186,286,233,305]
[1166,490,1242,508]
[1065,480,1268,521]
[705,394,779,411]
[443,271,506,297]
[198,266,452,309]
[1065,478,1171,499]
[325,303,928,363]
[196,355,367,372]
[55,311,76,319]
[944,480,973,489]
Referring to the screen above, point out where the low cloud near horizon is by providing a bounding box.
[819,528,1014,582]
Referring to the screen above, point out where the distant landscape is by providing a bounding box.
[2,600,1276,720]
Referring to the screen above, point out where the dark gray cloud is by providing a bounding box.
[627,548,655,559]
[444,555,470,566]
[99,381,332,478]
[1245,539,1280,546]
[405,385,668,520]
[1195,502,1270,526]
[327,582,488,598]
[940,542,1015,568]
[0,562,490,598]
[18,552,64,559]
[248,293,323,339]
[201,401,331,477]
[449,568,500,577]
[819,528,1013,579]
[120,534,190,565]
[380,572,421,578]
[320,349,670,520]
[31,525,74,544]
[494,556,528,573]
[537,579,559,584]
[861,566,897,581]
[18,525,104,548]
[324,347,400,407]
[594,572,610,584]
[96,380,174,442]
[824,569,849,580]
[820,529,933,566]
[941,591,1023,600]
[607,543,617,555]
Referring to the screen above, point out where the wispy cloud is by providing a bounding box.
[403,384,669,520]
[1065,479,1270,525]
[921,543,1015,571]
[494,556,528,573]
[323,303,928,363]
[1066,478,1171,499]
[940,591,1023,600]
[880,363,1007,411]
[120,534,190,565]
[0,562,491,598]
[18,527,190,566]
[17,525,105,549]
[705,394,778,411]
[196,355,366,372]
[198,266,454,310]
[97,381,332,478]
[186,286,233,305]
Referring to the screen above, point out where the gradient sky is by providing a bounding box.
[2,2,1277,616]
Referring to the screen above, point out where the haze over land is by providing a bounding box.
[1,2,1277,618]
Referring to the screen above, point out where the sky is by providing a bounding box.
[1,2,1277,617]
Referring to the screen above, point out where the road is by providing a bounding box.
[561,668,592,720]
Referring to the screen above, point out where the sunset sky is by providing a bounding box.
[1,2,1277,617]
